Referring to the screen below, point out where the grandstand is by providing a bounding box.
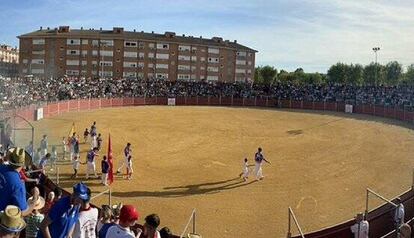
[1,78,414,237]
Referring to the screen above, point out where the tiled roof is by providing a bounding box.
[18,28,257,52]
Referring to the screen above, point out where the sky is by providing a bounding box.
[1,0,413,73]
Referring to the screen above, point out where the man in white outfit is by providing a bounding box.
[117,143,132,175]
[254,147,271,181]
[350,213,369,238]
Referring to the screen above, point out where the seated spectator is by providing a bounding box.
[25,187,45,238]
[159,227,172,238]
[394,197,405,228]
[0,148,35,216]
[111,203,123,224]
[142,214,161,238]
[72,185,98,238]
[350,212,368,238]
[38,182,90,238]
[97,205,112,232]
[53,187,63,202]
[0,205,26,238]
[100,205,140,238]
[42,191,55,215]
[400,223,411,238]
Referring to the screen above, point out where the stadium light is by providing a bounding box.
[372,47,380,85]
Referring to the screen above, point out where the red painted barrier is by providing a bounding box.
[209,97,220,106]
[291,100,302,109]
[101,98,112,108]
[78,99,90,110]
[7,97,414,238]
[175,96,186,105]
[198,97,209,106]
[232,97,243,106]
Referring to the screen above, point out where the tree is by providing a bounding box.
[327,63,348,84]
[385,61,402,85]
[346,64,364,85]
[254,66,263,84]
[259,66,278,85]
[402,64,414,85]
[363,63,385,85]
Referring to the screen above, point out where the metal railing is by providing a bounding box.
[90,188,112,207]
[287,207,305,238]
[180,208,198,238]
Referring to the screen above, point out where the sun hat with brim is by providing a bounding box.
[0,205,26,233]
[6,147,26,167]
[73,182,90,201]
[27,195,45,210]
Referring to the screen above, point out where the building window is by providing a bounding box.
[124,51,137,58]
[125,41,137,47]
[123,62,137,68]
[92,40,99,46]
[149,43,155,49]
[178,55,190,61]
[92,50,98,56]
[32,39,45,45]
[156,43,169,49]
[66,60,79,66]
[32,50,45,55]
[148,53,154,59]
[208,57,219,63]
[207,75,218,81]
[156,73,168,79]
[138,42,145,49]
[32,69,45,74]
[178,65,190,70]
[178,45,191,51]
[237,51,247,57]
[207,66,219,72]
[208,48,219,54]
[156,64,168,69]
[156,53,169,60]
[100,61,113,66]
[67,39,81,45]
[138,52,144,60]
[67,50,80,55]
[191,56,197,62]
[100,50,113,57]
[32,59,44,65]
[81,61,87,66]
[100,40,114,46]
[177,74,191,80]
[236,60,246,65]
[82,40,88,45]
[22,59,28,64]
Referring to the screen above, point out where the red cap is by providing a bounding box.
[119,205,139,222]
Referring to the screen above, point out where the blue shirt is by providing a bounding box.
[101,160,109,173]
[87,151,96,163]
[0,165,28,211]
[37,196,80,238]
[98,223,115,238]
[255,152,264,163]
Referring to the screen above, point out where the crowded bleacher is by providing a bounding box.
[1,77,414,111]
[1,76,414,238]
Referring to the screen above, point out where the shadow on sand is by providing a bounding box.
[111,176,258,198]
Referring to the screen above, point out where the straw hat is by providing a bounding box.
[27,195,45,210]
[6,148,26,167]
[0,205,26,233]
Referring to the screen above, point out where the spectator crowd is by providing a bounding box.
[2,77,414,110]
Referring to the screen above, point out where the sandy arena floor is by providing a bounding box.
[17,106,414,237]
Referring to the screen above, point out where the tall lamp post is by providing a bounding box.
[372,47,380,86]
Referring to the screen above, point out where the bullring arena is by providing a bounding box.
[4,97,414,237]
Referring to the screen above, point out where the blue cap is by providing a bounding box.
[73,182,89,201]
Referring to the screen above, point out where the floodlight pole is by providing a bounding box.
[372,47,380,86]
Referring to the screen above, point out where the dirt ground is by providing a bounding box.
[18,106,414,237]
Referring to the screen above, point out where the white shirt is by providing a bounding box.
[243,161,248,172]
[72,206,99,238]
[394,204,405,225]
[106,224,142,238]
[73,159,80,169]
[350,220,369,238]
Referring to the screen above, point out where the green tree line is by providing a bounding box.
[254,62,414,86]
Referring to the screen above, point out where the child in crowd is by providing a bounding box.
[42,191,55,215]
[25,187,45,238]
[97,205,112,232]
[101,155,109,185]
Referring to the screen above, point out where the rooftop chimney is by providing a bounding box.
[234,40,237,43]
[58,26,70,33]
[40,26,42,30]
[151,31,154,34]
[164,31,176,38]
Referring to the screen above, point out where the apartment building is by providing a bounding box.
[18,26,256,82]
[0,44,19,77]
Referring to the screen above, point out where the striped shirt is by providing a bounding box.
[25,213,44,238]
